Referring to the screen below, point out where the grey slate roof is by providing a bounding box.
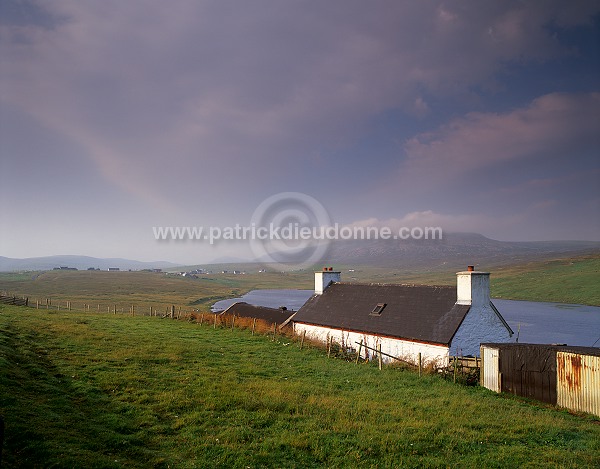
[222,302,294,326]
[293,283,471,345]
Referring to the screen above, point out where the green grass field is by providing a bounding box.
[0,269,313,313]
[1,253,598,310]
[1,305,598,468]
[333,254,600,306]
[490,255,600,306]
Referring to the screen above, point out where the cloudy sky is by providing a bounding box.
[1,0,599,264]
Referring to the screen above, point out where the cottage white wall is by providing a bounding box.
[449,304,513,357]
[294,323,450,367]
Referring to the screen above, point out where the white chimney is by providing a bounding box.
[315,267,341,295]
[456,265,490,307]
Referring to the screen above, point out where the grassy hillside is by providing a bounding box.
[328,253,600,306]
[0,252,599,310]
[1,305,598,468]
[0,269,312,312]
[491,255,600,306]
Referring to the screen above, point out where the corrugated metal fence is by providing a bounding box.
[500,344,557,404]
[481,343,600,417]
[481,346,500,393]
[557,351,600,417]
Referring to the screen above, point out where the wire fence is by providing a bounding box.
[1,291,481,382]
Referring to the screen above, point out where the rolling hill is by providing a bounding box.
[0,255,180,272]
[325,232,600,270]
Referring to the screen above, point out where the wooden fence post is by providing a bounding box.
[231,315,235,330]
[356,340,363,364]
[378,344,382,371]
[418,353,422,377]
[453,356,457,383]
[214,313,217,329]
[200,313,204,325]
[300,330,306,350]
[251,318,256,335]
[327,336,331,358]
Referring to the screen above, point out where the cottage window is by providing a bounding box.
[370,303,386,316]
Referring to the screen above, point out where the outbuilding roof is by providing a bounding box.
[222,302,294,326]
[481,342,600,357]
[293,283,471,345]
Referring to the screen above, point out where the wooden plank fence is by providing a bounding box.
[450,356,480,370]
[0,295,28,306]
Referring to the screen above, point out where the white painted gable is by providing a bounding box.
[450,302,513,356]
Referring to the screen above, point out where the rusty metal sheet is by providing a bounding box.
[557,352,600,417]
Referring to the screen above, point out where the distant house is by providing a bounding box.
[221,302,295,327]
[107,267,120,272]
[292,267,513,367]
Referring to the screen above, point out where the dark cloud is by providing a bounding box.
[1,1,599,260]
[401,92,600,185]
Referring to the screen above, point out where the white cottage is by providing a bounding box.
[292,267,513,367]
